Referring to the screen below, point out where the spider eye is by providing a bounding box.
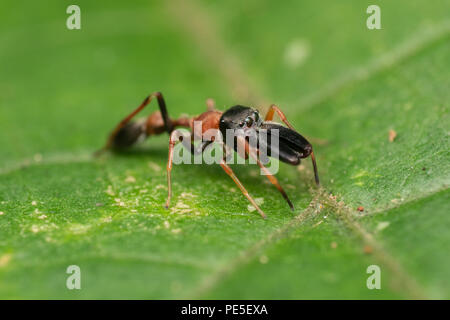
[245,117,253,127]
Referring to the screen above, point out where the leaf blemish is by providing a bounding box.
[389,129,397,142]
[376,221,390,232]
[148,161,162,172]
[105,185,115,196]
[0,253,12,268]
[247,198,264,212]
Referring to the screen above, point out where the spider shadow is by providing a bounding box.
[108,145,275,185]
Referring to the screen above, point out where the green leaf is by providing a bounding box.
[0,0,448,299]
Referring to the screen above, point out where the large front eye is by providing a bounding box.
[245,117,253,127]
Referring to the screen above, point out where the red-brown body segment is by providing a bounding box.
[189,110,223,136]
[145,111,191,136]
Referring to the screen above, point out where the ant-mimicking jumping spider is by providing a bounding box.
[96,92,319,219]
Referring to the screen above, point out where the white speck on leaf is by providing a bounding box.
[33,153,43,162]
[376,221,390,232]
[180,192,197,199]
[247,198,264,212]
[0,253,12,268]
[148,162,161,172]
[69,224,91,235]
[170,200,193,215]
[312,220,323,228]
[283,39,310,69]
[106,185,115,196]
[259,255,269,264]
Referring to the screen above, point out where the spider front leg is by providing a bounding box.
[236,135,294,211]
[264,104,320,186]
[264,104,296,130]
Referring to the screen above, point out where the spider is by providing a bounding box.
[96,92,319,219]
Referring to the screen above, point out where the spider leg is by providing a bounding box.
[219,163,267,219]
[237,135,294,211]
[206,98,216,111]
[164,130,212,209]
[264,104,320,186]
[220,144,267,219]
[264,104,295,130]
[165,130,267,219]
[95,92,173,156]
